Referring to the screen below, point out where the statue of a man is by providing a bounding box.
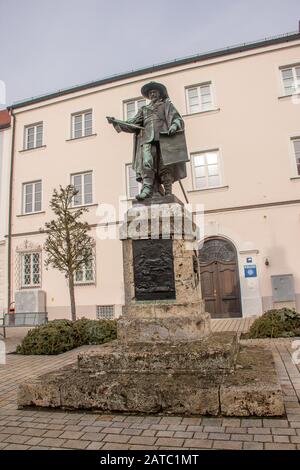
[107,81,188,201]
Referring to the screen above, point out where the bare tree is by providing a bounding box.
[44,185,94,321]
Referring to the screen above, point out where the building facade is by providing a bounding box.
[7,31,300,319]
[0,110,11,313]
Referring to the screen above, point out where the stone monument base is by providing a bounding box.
[18,332,284,416]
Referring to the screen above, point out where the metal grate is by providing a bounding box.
[96,305,115,319]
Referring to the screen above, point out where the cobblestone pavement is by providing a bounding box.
[0,320,299,450]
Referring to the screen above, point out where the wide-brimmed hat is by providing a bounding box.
[141,81,168,99]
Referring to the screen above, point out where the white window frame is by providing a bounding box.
[281,65,300,96]
[96,305,115,319]
[71,109,93,139]
[21,251,42,289]
[22,180,42,214]
[24,122,43,150]
[191,150,222,190]
[291,137,300,176]
[126,164,141,199]
[123,98,146,120]
[71,171,93,207]
[185,82,214,114]
[74,255,95,285]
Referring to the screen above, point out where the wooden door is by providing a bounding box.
[199,238,242,318]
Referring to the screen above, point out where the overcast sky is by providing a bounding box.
[0,0,300,107]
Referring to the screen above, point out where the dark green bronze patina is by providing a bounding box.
[107,81,188,201]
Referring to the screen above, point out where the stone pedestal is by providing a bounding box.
[118,197,210,342]
[17,197,284,417]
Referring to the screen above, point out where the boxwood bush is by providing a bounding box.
[245,308,300,339]
[16,318,117,355]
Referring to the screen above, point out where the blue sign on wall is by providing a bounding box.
[244,264,257,278]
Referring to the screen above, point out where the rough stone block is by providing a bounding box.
[220,348,284,417]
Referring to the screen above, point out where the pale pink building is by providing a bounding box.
[5,30,300,319]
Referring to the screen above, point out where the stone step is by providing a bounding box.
[78,332,239,373]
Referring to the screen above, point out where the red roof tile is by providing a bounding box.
[0,109,11,129]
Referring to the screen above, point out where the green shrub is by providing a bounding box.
[16,317,117,355]
[246,308,300,339]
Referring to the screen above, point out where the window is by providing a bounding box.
[186,83,213,114]
[71,172,93,206]
[126,164,141,198]
[23,181,42,214]
[124,98,146,120]
[75,258,95,284]
[71,110,93,138]
[281,66,300,95]
[21,252,41,288]
[192,151,221,190]
[292,138,300,175]
[96,305,115,319]
[24,123,43,150]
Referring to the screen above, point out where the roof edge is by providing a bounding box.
[11,30,300,110]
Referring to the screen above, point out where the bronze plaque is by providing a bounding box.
[133,239,176,301]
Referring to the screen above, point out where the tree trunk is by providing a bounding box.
[68,275,76,322]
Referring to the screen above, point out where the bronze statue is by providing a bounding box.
[107,81,188,201]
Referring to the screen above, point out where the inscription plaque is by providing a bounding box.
[132,239,176,301]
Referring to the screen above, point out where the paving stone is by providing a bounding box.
[2,444,30,450]
[209,433,230,440]
[186,425,203,432]
[226,427,247,434]
[167,424,187,431]
[271,428,296,435]
[81,433,105,442]
[290,436,300,443]
[102,427,122,434]
[263,419,289,428]
[243,442,263,450]
[247,427,271,434]
[273,436,291,443]
[174,431,194,439]
[160,417,183,425]
[3,435,31,444]
[22,428,47,437]
[213,440,243,450]
[86,442,104,450]
[103,434,130,444]
[120,428,142,436]
[253,435,273,443]
[155,438,184,447]
[204,426,225,433]
[265,443,296,450]
[59,431,84,440]
[102,443,130,450]
[156,431,174,438]
[222,419,241,427]
[231,434,253,442]
[62,439,89,449]
[40,438,67,448]
[128,436,156,446]
[241,419,263,427]
[25,437,44,446]
[142,430,157,437]
[193,432,209,439]
[42,430,63,438]
[181,418,201,425]
[201,418,223,426]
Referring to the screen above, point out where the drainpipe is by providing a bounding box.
[7,107,16,313]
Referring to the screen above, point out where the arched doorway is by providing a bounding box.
[198,237,242,318]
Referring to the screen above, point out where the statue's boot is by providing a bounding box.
[136,176,154,201]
